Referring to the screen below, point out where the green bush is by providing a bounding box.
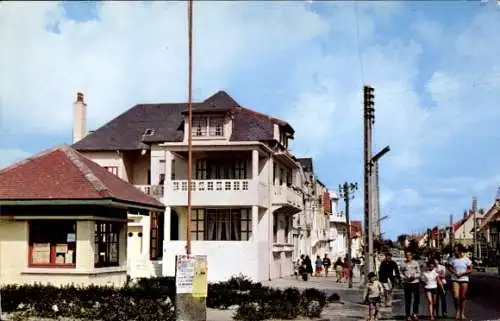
[1,275,328,321]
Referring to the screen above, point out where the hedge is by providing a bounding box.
[0,275,328,321]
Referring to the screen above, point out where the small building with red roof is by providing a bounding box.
[0,145,164,287]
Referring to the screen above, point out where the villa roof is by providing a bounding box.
[0,145,164,211]
[72,91,294,151]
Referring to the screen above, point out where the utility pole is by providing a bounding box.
[363,85,375,276]
[449,214,454,251]
[175,2,208,320]
[472,196,477,258]
[339,182,358,288]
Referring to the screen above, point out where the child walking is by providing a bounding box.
[421,260,442,321]
[363,272,384,321]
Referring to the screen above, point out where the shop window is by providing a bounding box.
[29,220,76,268]
[95,222,120,268]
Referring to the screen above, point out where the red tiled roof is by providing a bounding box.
[453,211,472,232]
[0,145,163,209]
[478,201,500,231]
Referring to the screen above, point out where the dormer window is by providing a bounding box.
[192,116,224,137]
[279,130,288,148]
[144,129,155,136]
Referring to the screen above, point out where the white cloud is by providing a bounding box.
[0,1,328,134]
[1,2,500,237]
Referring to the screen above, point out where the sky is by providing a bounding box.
[1,1,499,239]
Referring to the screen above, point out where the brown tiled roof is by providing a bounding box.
[72,91,293,151]
[0,145,163,209]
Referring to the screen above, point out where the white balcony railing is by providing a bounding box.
[172,179,249,192]
[135,185,164,198]
[329,213,347,223]
[273,185,303,209]
[165,179,257,206]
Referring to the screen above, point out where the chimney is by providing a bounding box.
[73,92,87,143]
[472,196,478,213]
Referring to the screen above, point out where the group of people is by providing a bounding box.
[295,254,362,282]
[364,243,473,321]
[295,254,332,280]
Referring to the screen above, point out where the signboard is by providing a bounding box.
[192,256,208,298]
[175,254,208,297]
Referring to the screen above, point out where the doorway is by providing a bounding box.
[170,209,179,241]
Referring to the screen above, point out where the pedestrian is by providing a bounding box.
[360,256,366,278]
[422,260,442,321]
[323,254,331,277]
[378,252,400,307]
[363,272,384,321]
[401,250,421,321]
[315,255,323,276]
[433,256,448,318]
[334,257,343,283]
[304,255,313,277]
[294,255,304,280]
[343,256,350,282]
[447,244,472,320]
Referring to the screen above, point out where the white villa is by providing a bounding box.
[291,158,334,261]
[72,91,334,282]
[328,192,349,261]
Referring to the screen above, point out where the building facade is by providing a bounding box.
[72,91,333,282]
[0,145,163,287]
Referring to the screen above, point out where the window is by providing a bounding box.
[191,209,205,241]
[280,131,288,148]
[190,208,251,241]
[273,215,278,243]
[196,159,208,179]
[29,220,76,267]
[150,212,164,260]
[192,117,208,137]
[234,160,247,179]
[279,167,284,185]
[192,116,224,137]
[104,166,119,176]
[144,129,155,136]
[273,162,277,185]
[171,159,176,180]
[209,117,224,136]
[94,222,120,267]
[196,159,248,180]
[159,159,166,184]
[284,216,290,243]
[286,169,292,186]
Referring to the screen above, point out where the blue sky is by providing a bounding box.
[1,1,499,239]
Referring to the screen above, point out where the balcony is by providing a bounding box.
[272,185,303,213]
[329,212,347,223]
[165,179,259,207]
[135,185,164,199]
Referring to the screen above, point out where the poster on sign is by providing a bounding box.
[175,255,196,293]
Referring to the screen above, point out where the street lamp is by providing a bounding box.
[338,182,358,288]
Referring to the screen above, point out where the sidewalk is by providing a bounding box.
[207,272,400,321]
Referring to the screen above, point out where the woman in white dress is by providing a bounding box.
[447,244,472,320]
